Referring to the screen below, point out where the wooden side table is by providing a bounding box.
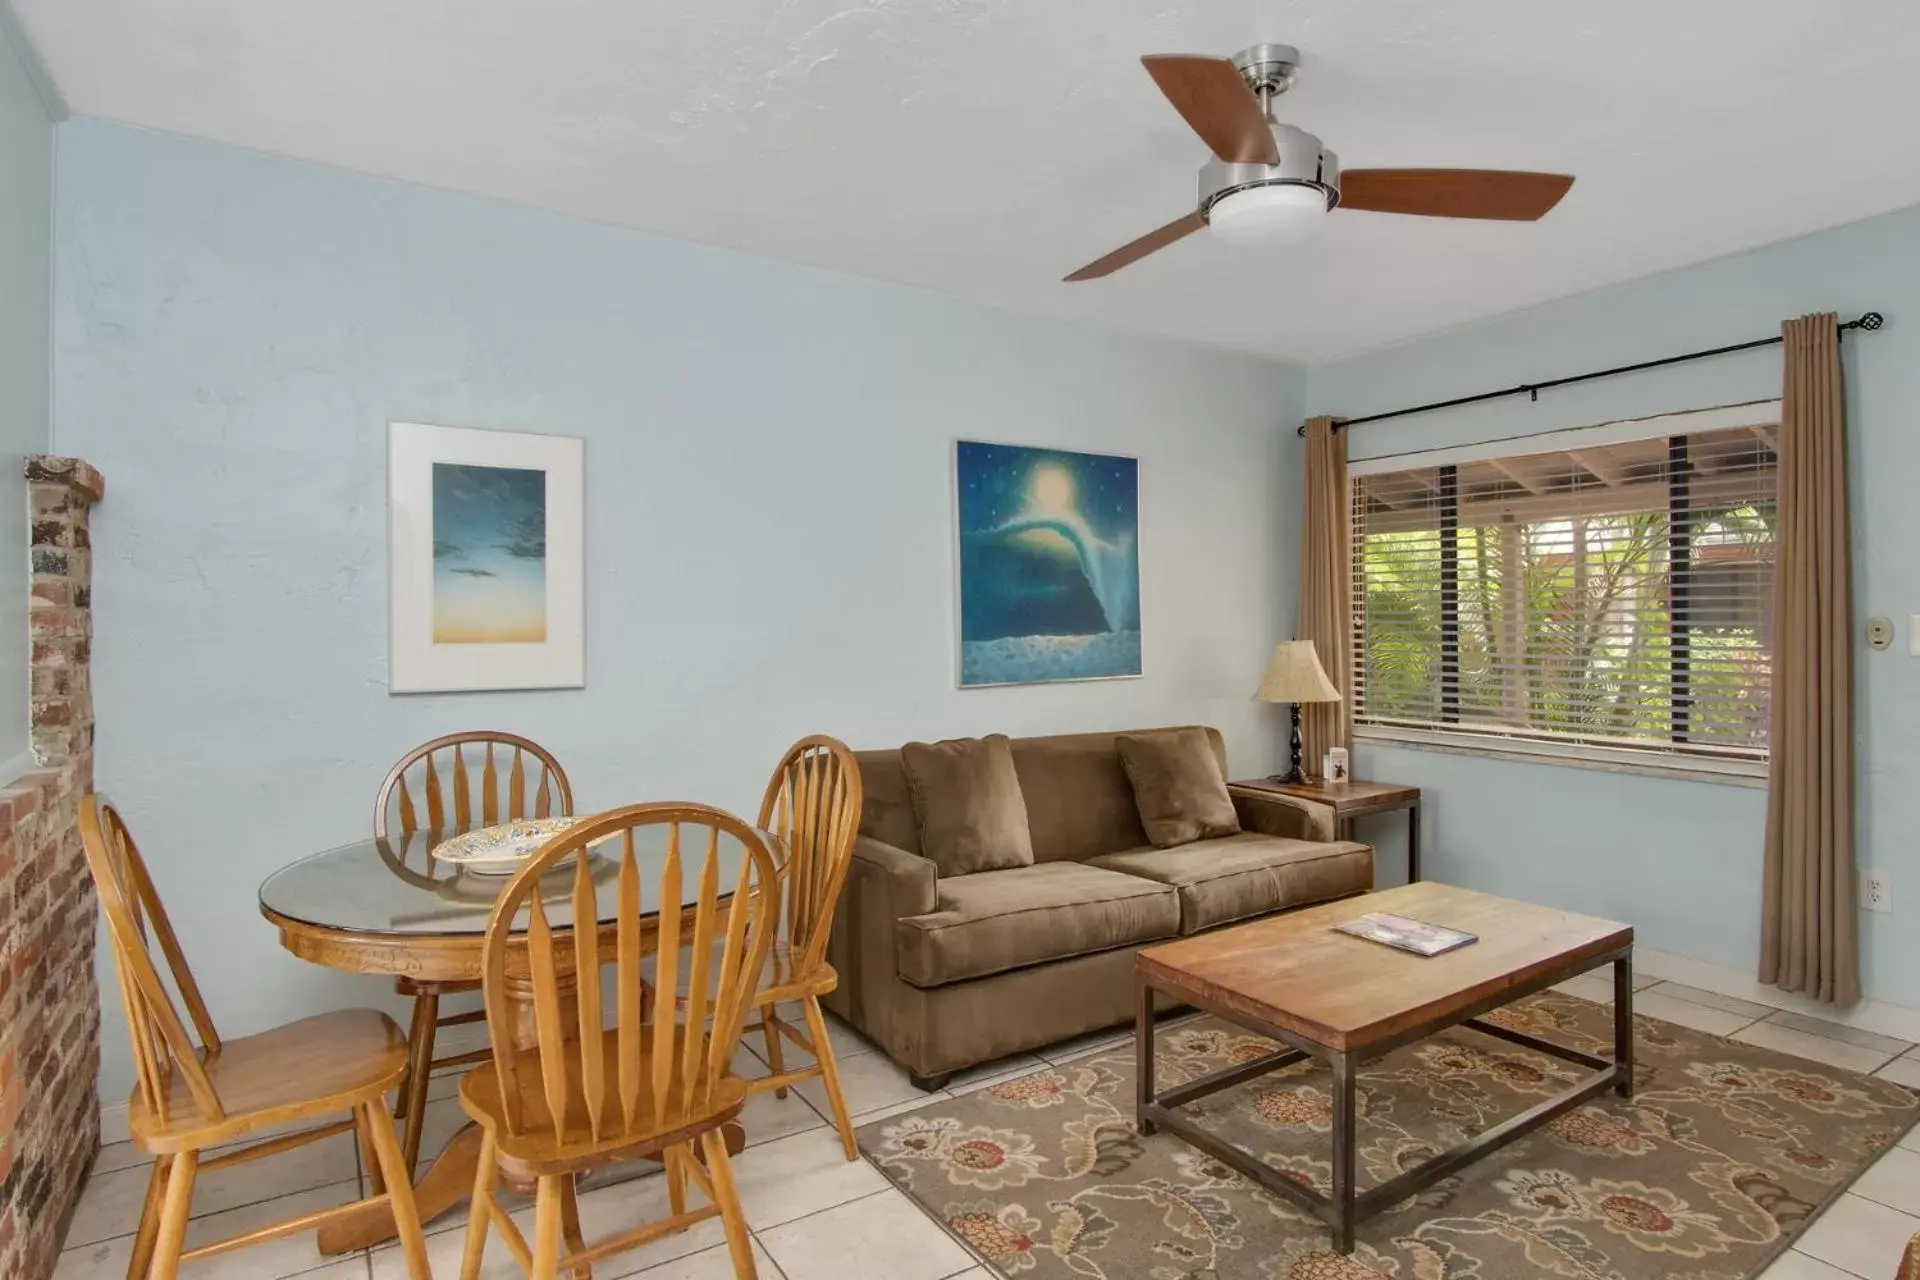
[1230,777,1422,882]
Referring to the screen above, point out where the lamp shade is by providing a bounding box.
[1254,640,1341,704]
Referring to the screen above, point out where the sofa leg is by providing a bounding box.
[910,1070,953,1092]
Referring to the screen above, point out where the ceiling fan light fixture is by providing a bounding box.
[1059,43,1576,282]
[1205,182,1331,246]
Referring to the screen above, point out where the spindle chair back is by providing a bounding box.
[374,730,573,843]
[86,798,224,1129]
[80,797,432,1280]
[760,734,863,978]
[372,730,576,1169]
[740,735,864,1158]
[456,802,778,1279]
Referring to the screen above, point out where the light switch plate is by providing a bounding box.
[1910,617,1920,657]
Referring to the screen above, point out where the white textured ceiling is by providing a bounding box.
[16,1,1920,360]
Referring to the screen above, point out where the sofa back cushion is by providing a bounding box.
[900,734,1035,876]
[855,747,923,855]
[1116,728,1242,847]
[857,726,1229,865]
[1007,731,1149,863]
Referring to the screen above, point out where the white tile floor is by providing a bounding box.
[57,978,1920,1280]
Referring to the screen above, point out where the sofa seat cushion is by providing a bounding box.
[1088,833,1372,934]
[896,862,1180,988]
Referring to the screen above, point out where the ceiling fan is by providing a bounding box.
[1065,44,1575,281]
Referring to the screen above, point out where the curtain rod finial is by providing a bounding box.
[1294,419,1349,437]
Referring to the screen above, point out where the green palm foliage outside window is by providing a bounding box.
[1351,423,1775,760]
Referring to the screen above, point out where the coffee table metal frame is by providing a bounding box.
[1135,944,1635,1255]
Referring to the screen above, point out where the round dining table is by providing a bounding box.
[257,827,750,1255]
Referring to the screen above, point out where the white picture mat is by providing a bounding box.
[388,421,585,692]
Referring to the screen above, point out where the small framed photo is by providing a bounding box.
[388,421,584,693]
[1324,747,1351,783]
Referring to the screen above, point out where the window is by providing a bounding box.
[1349,405,1777,769]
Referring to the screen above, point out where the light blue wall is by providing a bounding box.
[0,23,54,773]
[52,120,1305,1096]
[1307,206,1920,1007]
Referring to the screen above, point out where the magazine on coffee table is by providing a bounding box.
[1334,912,1478,957]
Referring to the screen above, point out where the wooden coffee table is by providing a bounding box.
[1135,882,1633,1254]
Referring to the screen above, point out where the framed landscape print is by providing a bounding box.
[388,421,585,692]
[954,440,1141,687]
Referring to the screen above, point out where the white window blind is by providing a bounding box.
[1350,414,1777,763]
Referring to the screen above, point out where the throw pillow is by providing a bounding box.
[900,734,1036,876]
[1116,728,1241,848]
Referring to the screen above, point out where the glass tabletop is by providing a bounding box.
[258,825,755,938]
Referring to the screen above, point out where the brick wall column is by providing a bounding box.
[0,455,105,1280]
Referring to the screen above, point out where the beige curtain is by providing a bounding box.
[1760,313,1859,1005]
[1297,415,1352,773]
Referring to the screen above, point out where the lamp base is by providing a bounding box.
[1278,702,1306,784]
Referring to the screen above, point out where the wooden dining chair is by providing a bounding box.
[375,730,574,1169]
[79,796,433,1280]
[741,735,864,1159]
[457,802,779,1280]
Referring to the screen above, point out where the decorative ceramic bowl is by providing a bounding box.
[432,817,587,877]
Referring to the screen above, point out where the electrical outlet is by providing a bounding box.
[1861,870,1892,914]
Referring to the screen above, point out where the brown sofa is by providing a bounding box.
[822,726,1374,1089]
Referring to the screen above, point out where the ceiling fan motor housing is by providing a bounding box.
[1198,123,1341,223]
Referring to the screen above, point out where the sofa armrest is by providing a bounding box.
[1232,789,1337,843]
[822,837,938,1040]
[852,836,938,918]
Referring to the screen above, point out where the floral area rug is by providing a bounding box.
[859,994,1919,1279]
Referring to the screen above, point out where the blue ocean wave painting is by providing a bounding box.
[956,441,1140,686]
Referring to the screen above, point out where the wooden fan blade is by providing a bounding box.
[1141,55,1279,165]
[1063,211,1206,282]
[1339,169,1574,220]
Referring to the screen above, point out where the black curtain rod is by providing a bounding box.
[1300,311,1885,436]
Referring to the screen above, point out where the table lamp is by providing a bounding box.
[1254,640,1342,784]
